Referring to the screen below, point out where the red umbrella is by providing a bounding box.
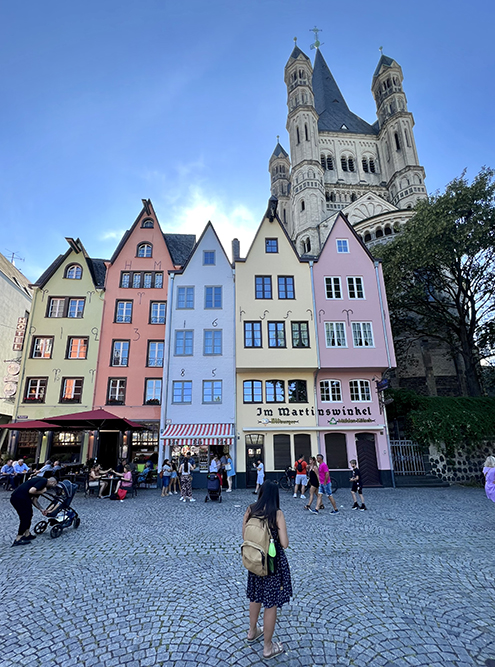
[0,419,60,430]
[41,409,143,431]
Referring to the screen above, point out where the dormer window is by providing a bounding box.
[265,239,278,254]
[137,243,152,258]
[65,264,82,280]
[141,219,154,228]
[336,239,349,254]
[203,250,216,265]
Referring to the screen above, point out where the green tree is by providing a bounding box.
[380,168,495,397]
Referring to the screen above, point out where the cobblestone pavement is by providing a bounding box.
[1,484,495,667]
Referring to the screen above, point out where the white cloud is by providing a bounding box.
[165,185,260,260]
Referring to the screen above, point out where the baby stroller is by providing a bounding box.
[34,479,81,539]
[205,473,222,503]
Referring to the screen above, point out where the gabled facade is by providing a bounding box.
[92,199,195,467]
[0,253,32,426]
[159,223,235,473]
[11,238,106,462]
[235,205,318,487]
[312,213,395,486]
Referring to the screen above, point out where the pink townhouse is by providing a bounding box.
[92,200,195,468]
[312,212,396,488]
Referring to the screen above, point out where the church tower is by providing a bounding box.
[269,140,291,230]
[284,45,325,253]
[372,54,426,210]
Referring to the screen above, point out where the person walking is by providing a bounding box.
[293,454,307,499]
[483,456,495,505]
[315,454,339,514]
[242,480,292,660]
[305,456,320,513]
[179,455,195,502]
[10,475,58,546]
[350,459,367,511]
[253,458,264,495]
[226,454,235,492]
[160,459,172,497]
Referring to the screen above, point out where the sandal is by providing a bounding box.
[262,642,285,660]
[304,505,310,510]
[247,625,263,643]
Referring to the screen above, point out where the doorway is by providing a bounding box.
[245,434,264,488]
[97,432,121,470]
[356,432,381,486]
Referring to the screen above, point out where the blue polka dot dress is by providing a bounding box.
[246,526,292,608]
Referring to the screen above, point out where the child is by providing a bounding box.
[350,459,367,511]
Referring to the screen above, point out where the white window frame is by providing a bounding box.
[48,298,65,318]
[116,301,132,323]
[349,379,371,402]
[336,239,349,253]
[150,302,166,324]
[324,322,347,348]
[352,322,374,347]
[319,379,342,402]
[32,337,53,359]
[324,276,342,299]
[347,276,365,299]
[145,378,162,404]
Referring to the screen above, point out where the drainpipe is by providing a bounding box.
[159,273,175,469]
[374,260,395,488]
[232,265,237,488]
[309,261,321,457]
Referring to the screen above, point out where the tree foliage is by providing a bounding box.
[380,168,495,396]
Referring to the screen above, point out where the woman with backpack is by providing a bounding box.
[179,455,195,502]
[242,480,292,660]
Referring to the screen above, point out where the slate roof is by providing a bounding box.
[312,49,378,136]
[287,45,310,63]
[0,252,32,297]
[373,54,396,79]
[86,258,107,288]
[164,234,196,266]
[33,249,107,289]
[270,142,289,160]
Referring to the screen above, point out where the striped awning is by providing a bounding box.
[160,423,234,446]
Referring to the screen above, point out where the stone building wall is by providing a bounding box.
[429,442,494,484]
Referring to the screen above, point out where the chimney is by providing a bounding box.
[232,238,240,261]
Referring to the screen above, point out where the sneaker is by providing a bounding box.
[190,498,196,502]
[120,500,125,503]
[330,509,339,514]
[12,538,31,547]
[359,504,367,511]
[24,534,37,540]
[300,494,306,499]
[173,491,178,495]
[352,502,359,510]
[252,491,257,494]
[308,508,319,514]
[293,493,297,498]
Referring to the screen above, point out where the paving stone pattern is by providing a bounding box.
[1,485,495,667]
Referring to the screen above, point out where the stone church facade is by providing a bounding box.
[270,44,463,397]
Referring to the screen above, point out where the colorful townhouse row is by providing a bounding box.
[8,198,395,488]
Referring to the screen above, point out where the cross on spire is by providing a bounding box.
[379,46,383,55]
[310,26,323,50]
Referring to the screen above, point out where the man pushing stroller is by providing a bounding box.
[10,476,58,546]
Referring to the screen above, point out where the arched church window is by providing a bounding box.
[321,155,326,169]
[369,158,376,173]
[325,191,330,202]
[299,69,304,79]
[327,156,333,170]
[364,232,372,242]
[341,156,348,172]
[375,228,383,238]
[296,127,300,144]
[414,174,422,185]
[394,132,401,150]
[348,157,355,172]
[302,237,311,254]
[300,200,305,212]
[283,208,287,224]
[351,193,357,202]
[309,169,314,179]
[305,124,309,141]
[404,129,411,147]
[384,226,392,236]
[362,158,369,173]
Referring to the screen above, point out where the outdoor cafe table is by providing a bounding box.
[98,477,120,498]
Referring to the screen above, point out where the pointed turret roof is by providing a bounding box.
[373,54,397,79]
[312,49,377,135]
[270,142,289,160]
[286,45,310,64]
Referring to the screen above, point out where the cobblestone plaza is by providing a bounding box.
[1,485,494,667]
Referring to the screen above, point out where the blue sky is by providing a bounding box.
[1,0,494,282]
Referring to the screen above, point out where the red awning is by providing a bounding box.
[160,423,234,446]
[0,420,59,430]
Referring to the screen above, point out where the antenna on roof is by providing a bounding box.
[5,249,24,266]
[310,26,323,50]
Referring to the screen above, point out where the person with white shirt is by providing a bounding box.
[253,458,265,495]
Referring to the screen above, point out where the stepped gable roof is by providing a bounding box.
[313,49,377,135]
[373,54,396,79]
[270,142,289,160]
[0,252,32,297]
[164,234,196,267]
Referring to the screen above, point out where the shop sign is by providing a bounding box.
[256,406,315,418]
[3,361,21,399]
[12,317,27,351]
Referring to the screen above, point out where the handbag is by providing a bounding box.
[159,470,164,478]
[225,463,232,471]
[117,489,127,500]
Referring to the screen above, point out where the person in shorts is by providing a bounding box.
[293,454,307,499]
[350,459,367,511]
[315,454,338,514]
